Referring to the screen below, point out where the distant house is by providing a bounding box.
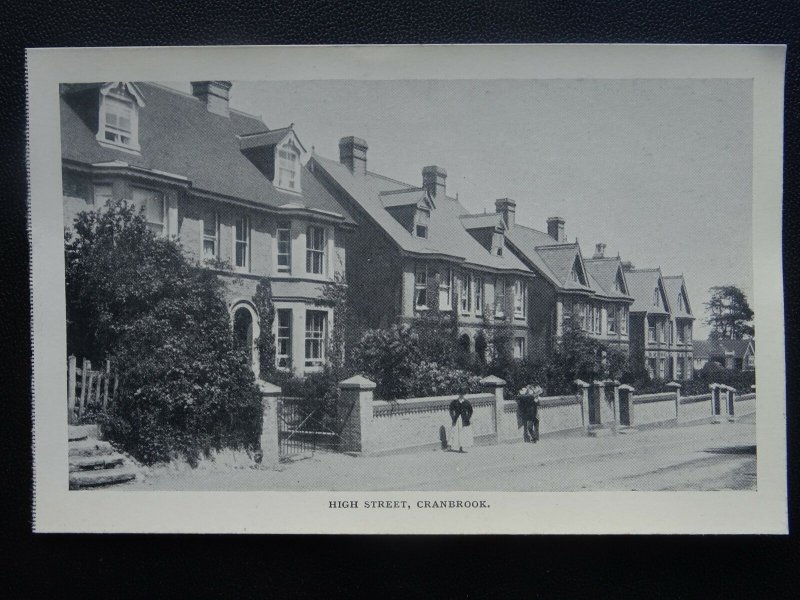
[60,81,355,376]
[663,275,695,380]
[693,339,755,372]
[309,138,536,359]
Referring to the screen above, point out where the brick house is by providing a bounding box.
[309,138,536,360]
[501,207,634,359]
[60,81,355,376]
[693,338,754,372]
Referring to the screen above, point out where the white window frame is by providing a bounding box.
[620,306,629,334]
[275,139,301,193]
[276,309,292,369]
[438,267,452,310]
[658,358,667,379]
[594,305,602,334]
[474,275,483,315]
[459,274,471,314]
[513,280,526,319]
[306,226,326,275]
[676,357,685,380]
[495,277,506,318]
[202,210,219,261]
[97,88,140,152]
[304,310,327,367]
[514,337,526,359]
[414,208,430,239]
[414,264,428,309]
[277,220,292,273]
[607,306,617,334]
[131,187,166,237]
[648,318,657,343]
[234,216,250,272]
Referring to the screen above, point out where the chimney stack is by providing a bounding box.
[593,243,606,259]
[339,136,369,176]
[422,166,447,199]
[495,198,516,229]
[191,81,232,117]
[547,216,565,242]
[621,261,635,272]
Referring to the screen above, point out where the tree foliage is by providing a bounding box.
[704,285,754,340]
[253,278,276,380]
[65,200,262,465]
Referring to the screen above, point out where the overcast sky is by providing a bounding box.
[174,79,753,338]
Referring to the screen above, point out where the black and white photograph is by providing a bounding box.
[28,45,787,533]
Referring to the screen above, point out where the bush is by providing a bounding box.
[66,200,262,465]
[404,362,483,398]
[683,368,755,395]
[492,358,546,398]
[351,324,421,400]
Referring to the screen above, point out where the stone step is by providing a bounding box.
[68,424,99,442]
[69,455,125,472]
[69,468,136,489]
[68,439,115,457]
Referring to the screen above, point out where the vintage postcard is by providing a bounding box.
[28,44,786,533]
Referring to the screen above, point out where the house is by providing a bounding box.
[60,81,356,376]
[309,138,536,360]
[501,209,635,358]
[693,339,755,372]
[663,275,695,380]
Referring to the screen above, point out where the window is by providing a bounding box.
[592,305,601,334]
[93,183,112,205]
[276,309,292,368]
[685,323,692,343]
[653,288,661,307]
[414,265,428,308]
[459,274,471,314]
[678,293,685,312]
[277,221,291,272]
[646,358,656,379]
[474,275,483,314]
[276,141,300,192]
[234,216,250,271]
[100,95,136,148]
[306,226,325,274]
[677,321,686,343]
[669,322,675,345]
[514,337,526,359]
[438,267,452,310]
[574,302,587,331]
[132,188,165,236]
[648,318,657,342]
[607,306,617,334]
[495,278,506,317]
[415,209,430,239]
[676,357,685,380]
[202,210,219,260]
[620,306,629,334]
[305,311,326,367]
[513,280,526,318]
[658,358,667,379]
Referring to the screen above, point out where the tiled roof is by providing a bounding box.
[60,82,354,223]
[583,257,633,300]
[662,275,693,318]
[624,268,670,314]
[310,154,532,273]
[459,213,504,230]
[693,338,754,359]
[379,188,430,208]
[237,126,297,151]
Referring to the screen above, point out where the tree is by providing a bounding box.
[253,278,276,380]
[704,285,754,340]
[65,199,262,465]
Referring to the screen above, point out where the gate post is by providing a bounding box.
[709,383,722,423]
[481,375,507,441]
[618,384,635,428]
[574,379,590,432]
[338,375,376,455]
[725,385,736,422]
[257,380,281,468]
[666,381,681,422]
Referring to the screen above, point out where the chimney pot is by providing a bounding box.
[422,165,447,198]
[593,243,606,259]
[495,198,516,229]
[191,81,232,117]
[547,216,565,242]
[339,136,368,175]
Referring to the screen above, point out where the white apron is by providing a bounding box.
[450,417,474,450]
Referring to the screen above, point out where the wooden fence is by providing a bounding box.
[67,356,119,424]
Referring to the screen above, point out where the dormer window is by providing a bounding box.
[569,256,587,285]
[276,139,301,192]
[415,209,430,238]
[96,82,144,153]
[654,288,661,307]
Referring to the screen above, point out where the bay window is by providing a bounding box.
[495,278,506,317]
[459,274,471,314]
[438,267,452,310]
[276,309,292,369]
[414,265,428,309]
[305,311,326,367]
[514,337,526,359]
[513,280,526,319]
[306,226,325,274]
[620,306,629,334]
[474,275,483,314]
[132,187,165,236]
[607,306,617,334]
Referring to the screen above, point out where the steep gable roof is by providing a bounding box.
[694,338,754,360]
[379,188,432,209]
[310,153,532,273]
[663,275,693,318]
[459,213,505,230]
[60,82,353,223]
[624,268,671,314]
[584,257,633,300]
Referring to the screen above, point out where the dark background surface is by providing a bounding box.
[2,0,797,596]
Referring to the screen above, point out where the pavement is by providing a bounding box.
[125,414,756,492]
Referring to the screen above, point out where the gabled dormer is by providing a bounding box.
[96,82,146,153]
[614,266,628,294]
[460,213,506,256]
[380,188,433,238]
[569,254,588,286]
[652,276,671,312]
[239,125,306,194]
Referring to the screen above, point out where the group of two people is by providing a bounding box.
[448,384,544,453]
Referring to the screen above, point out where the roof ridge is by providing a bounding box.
[365,170,415,188]
[535,242,578,250]
[142,82,267,123]
[379,187,425,195]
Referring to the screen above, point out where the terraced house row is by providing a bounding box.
[60,80,694,380]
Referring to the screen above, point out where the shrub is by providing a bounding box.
[403,361,483,398]
[66,200,262,465]
[253,278,276,380]
[351,324,421,400]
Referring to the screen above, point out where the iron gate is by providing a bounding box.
[277,396,343,461]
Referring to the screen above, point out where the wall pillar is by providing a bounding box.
[574,379,590,431]
[481,375,507,441]
[725,385,736,422]
[709,383,722,423]
[618,384,635,428]
[666,381,681,422]
[257,380,281,468]
[338,375,376,454]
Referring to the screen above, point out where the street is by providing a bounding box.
[126,414,756,492]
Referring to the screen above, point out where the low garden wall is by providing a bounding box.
[632,392,678,426]
[735,392,756,416]
[680,393,713,422]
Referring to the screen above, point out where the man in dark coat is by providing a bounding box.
[519,385,543,443]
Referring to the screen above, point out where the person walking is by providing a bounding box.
[448,392,474,453]
[519,384,544,443]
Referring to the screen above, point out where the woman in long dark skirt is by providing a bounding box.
[448,393,474,452]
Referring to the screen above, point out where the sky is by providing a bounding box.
[170,79,753,338]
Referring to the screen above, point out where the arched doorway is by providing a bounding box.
[231,302,260,374]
